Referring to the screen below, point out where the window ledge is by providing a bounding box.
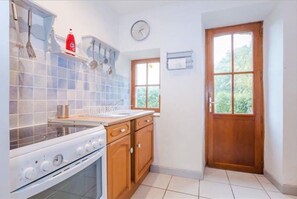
[153,113,160,117]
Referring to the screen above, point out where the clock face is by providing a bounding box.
[131,20,150,41]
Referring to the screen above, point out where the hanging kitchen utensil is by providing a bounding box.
[98,43,103,69]
[103,48,108,64]
[113,51,116,67]
[89,40,98,69]
[11,1,23,47]
[26,9,36,58]
[107,66,112,75]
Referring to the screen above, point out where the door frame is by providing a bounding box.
[205,22,264,173]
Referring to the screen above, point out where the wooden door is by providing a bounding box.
[134,124,153,182]
[205,22,264,173]
[107,134,131,199]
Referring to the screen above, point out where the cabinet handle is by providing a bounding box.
[137,143,141,148]
[120,128,126,133]
[145,119,150,123]
[130,147,134,154]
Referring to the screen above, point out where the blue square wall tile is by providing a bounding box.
[67,60,76,70]
[58,79,67,89]
[47,77,58,89]
[47,66,58,77]
[9,101,18,114]
[84,82,89,91]
[58,67,67,79]
[19,73,33,87]
[68,70,76,80]
[19,87,33,100]
[47,89,57,100]
[58,56,67,68]
[68,80,76,90]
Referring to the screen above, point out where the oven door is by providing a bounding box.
[11,148,107,199]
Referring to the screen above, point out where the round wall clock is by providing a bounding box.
[130,20,150,41]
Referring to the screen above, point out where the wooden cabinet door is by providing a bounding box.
[107,135,131,199]
[134,124,153,182]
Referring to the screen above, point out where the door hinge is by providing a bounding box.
[130,147,134,154]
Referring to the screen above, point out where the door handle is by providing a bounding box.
[209,96,215,113]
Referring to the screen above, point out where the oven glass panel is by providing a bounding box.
[30,158,102,199]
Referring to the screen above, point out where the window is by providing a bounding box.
[131,58,160,112]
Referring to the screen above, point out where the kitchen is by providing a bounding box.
[0,0,297,199]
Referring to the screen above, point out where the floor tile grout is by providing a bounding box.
[226,169,236,199]
[254,173,272,199]
[137,169,289,199]
[162,175,173,199]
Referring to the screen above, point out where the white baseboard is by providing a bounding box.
[264,169,297,196]
[150,165,203,179]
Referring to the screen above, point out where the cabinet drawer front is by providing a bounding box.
[106,121,130,144]
[135,115,153,130]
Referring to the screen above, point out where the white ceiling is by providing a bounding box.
[105,1,178,15]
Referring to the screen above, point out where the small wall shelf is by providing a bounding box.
[50,30,89,63]
[82,35,120,67]
[13,0,56,52]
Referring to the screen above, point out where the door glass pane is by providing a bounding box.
[234,33,253,72]
[214,35,232,73]
[135,86,146,108]
[148,86,159,108]
[234,74,253,114]
[214,75,232,114]
[148,62,160,85]
[135,64,147,85]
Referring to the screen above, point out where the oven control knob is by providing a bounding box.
[40,161,50,172]
[23,167,37,180]
[98,138,105,146]
[85,143,92,152]
[92,141,99,149]
[76,147,84,156]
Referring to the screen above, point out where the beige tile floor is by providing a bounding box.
[131,167,297,199]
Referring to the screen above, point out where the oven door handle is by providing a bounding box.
[11,148,106,199]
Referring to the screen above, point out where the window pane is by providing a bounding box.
[214,35,232,73]
[234,74,253,114]
[148,62,160,85]
[136,64,147,85]
[135,86,146,108]
[234,33,253,72]
[148,86,159,108]
[214,75,232,114]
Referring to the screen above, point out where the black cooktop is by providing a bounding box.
[10,123,93,150]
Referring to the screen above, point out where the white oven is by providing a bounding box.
[9,124,107,199]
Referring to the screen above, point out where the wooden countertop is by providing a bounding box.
[48,110,155,126]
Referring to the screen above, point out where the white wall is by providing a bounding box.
[263,3,284,184]
[34,0,119,48]
[282,0,297,187]
[0,1,10,198]
[118,0,275,177]
[264,0,297,191]
[34,1,131,78]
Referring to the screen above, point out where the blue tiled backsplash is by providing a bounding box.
[9,48,130,129]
